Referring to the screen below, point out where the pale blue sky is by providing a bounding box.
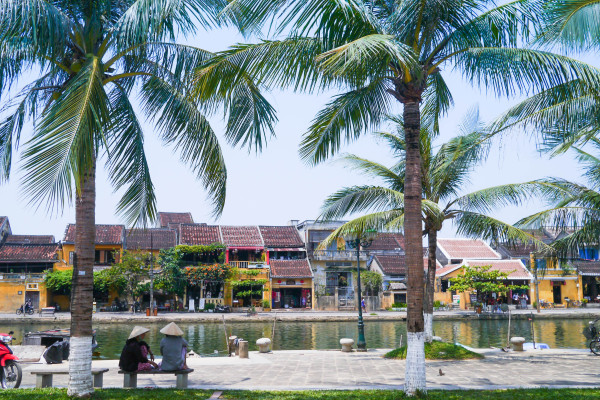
[0,24,590,240]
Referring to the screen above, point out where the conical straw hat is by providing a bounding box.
[160,322,184,336]
[128,326,150,339]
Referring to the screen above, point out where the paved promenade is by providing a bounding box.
[2,307,599,324]
[17,348,599,390]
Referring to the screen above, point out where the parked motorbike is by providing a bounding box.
[0,331,21,389]
[15,303,34,316]
[215,304,231,313]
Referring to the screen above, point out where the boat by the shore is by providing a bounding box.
[23,328,98,363]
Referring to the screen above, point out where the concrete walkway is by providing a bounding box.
[17,348,600,390]
[3,307,600,324]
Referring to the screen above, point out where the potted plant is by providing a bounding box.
[472,301,483,314]
[582,298,589,308]
[262,299,271,312]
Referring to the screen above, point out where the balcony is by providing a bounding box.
[229,261,268,269]
[0,273,46,283]
[311,250,369,261]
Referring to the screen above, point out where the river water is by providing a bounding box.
[0,318,593,359]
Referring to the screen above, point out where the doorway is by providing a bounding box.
[553,285,562,304]
[25,291,40,309]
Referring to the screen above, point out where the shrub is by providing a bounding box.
[391,302,407,308]
[433,300,443,308]
[385,341,484,360]
[262,299,271,308]
[204,303,216,310]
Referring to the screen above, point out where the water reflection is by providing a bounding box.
[0,318,592,360]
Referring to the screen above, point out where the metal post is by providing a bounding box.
[355,239,366,351]
[150,232,154,316]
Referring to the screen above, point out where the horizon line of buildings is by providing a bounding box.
[1,212,599,312]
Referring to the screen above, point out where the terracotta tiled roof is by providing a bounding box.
[259,226,304,248]
[5,235,55,244]
[464,260,532,280]
[437,260,532,280]
[179,224,222,246]
[437,238,501,260]
[572,260,600,276]
[220,226,263,247]
[159,212,193,228]
[373,254,406,275]
[423,257,443,270]
[0,243,58,263]
[369,233,405,251]
[125,229,177,250]
[63,224,124,244]
[270,259,312,278]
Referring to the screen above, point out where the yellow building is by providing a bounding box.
[57,223,125,308]
[435,260,533,310]
[270,259,313,309]
[532,256,583,305]
[0,216,59,312]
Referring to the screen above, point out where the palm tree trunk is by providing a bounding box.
[424,228,437,342]
[403,99,425,395]
[68,161,95,397]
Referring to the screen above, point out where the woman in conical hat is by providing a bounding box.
[119,326,158,372]
[159,322,189,371]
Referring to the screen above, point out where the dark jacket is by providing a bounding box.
[118,339,148,372]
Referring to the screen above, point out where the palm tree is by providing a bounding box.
[493,0,600,155]
[201,0,600,392]
[318,112,553,340]
[517,140,600,259]
[0,1,275,396]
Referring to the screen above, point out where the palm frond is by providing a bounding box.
[319,185,404,221]
[452,210,553,254]
[421,72,454,135]
[21,57,109,210]
[316,209,405,250]
[139,75,227,217]
[105,85,156,227]
[299,77,392,165]
[336,154,403,190]
[537,0,600,51]
[454,47,600,97]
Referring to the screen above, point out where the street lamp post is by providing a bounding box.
[346,236,373,352]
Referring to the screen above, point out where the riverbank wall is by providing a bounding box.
[1,309,598,325]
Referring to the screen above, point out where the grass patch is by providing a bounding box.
[384,341,484,360]
[0,389,599,400]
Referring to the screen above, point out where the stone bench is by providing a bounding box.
[39,307,56,317]
[29,367,108,388]
[118,368,194,389]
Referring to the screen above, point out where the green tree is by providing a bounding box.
[44,269,73,296]
[105,251,149,305]
[155,261,186,307]
[209,1,599,393]
[319,112,554,340]
[448,265,527,305]
[0,1,274,395]
[360,271,383,296]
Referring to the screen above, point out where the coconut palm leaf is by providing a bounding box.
[21,57,109,210]
[537,0,600,51]
[453,211,551,252]
[299,77,392,164]
[105,85,156,227]
[138,75,227,216]
[337,155,403,190]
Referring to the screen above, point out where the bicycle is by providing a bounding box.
[540,299,554,309]
[584,318,600,355]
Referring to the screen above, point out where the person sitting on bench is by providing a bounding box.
[159,322,188,371]
[119,326,158,372]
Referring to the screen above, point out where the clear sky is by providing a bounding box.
[0,23,591,240]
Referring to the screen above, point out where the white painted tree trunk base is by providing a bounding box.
[68,336,93,397]
[424,313,433,343]
[405,331,426,396]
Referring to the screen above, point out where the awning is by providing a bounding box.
[388,282,407,291]
[268,248,306,252]
[543,276,578,281]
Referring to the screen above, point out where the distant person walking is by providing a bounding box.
[361,299,366,312]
